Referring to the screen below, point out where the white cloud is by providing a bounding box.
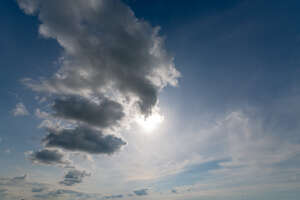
[11,102,29,116]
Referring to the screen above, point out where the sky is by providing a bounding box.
[1,0,300,200]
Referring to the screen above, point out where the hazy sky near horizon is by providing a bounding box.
[1,0,300,200]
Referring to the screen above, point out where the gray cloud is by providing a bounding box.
[26,149,70,166]
[133,188,148,196]
[104,194,124,199]
[43,126,126,154]
[59,169,90,186]
[53,96,124,128]
[12,174,27,182]
[16,0,179,189]
[31,187,45,193]
[34,189,96,199]
[17,0,179,115]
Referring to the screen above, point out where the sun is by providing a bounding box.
[136,112,164,132]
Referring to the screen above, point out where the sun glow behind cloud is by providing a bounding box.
[136,112,164,132]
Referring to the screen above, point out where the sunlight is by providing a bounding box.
[136,112,164,132]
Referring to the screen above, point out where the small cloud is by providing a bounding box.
[104,194,124,199]
[59,169,91,186]
[12,103,29,116]
[4,149,11,154]
[12,174,28,182]
[26,149,71,167]
[133,188,148,196]
[31,187,45,193]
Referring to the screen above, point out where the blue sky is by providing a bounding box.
[1,0,300,200]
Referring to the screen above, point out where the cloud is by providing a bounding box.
[16,0,179,190]
[104,194,124,199]
[133,188,148,196]
[34,189,97,199]
[12,174,27,182]
[16,0,39,15]
[31,187,45,193]
[4,149,11,154]
[26,149,71,167]
[43,126,126,154]
[52,96,124,128]
[12,103,29,116]
[59,169,91,186]
[17,0,179,116]
[0,174,99,200]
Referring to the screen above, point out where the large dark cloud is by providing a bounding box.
[53,96,124,128]
[16,0,179,188]
[60,169,90,186]
[43,126,126,154]
[27,149,70,166]
[133,188,148,196]
[17,0,180,115]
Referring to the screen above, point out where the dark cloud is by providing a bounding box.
[0,189,7,198]
[17,0,179,115]
[0,189,7,193]
[43,126,126,154]
[31,187,45,193]
[12,174,27,182]
[59,169,90,186]
[53,96,124,128]
[27,149,70,166]
[133,188,148,196]
[104,194,124,199]
[16,0,179,189]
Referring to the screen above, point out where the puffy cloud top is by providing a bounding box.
[18,0,180,115]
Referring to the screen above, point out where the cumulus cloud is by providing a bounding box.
[17,0,179,115]
[43,126,126,154]
[26,149,71,167]
[12,103,29,116]
[16,0,179,188]
[52,96,124,128]
[133,188,148,196]
[59,169,90,186]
